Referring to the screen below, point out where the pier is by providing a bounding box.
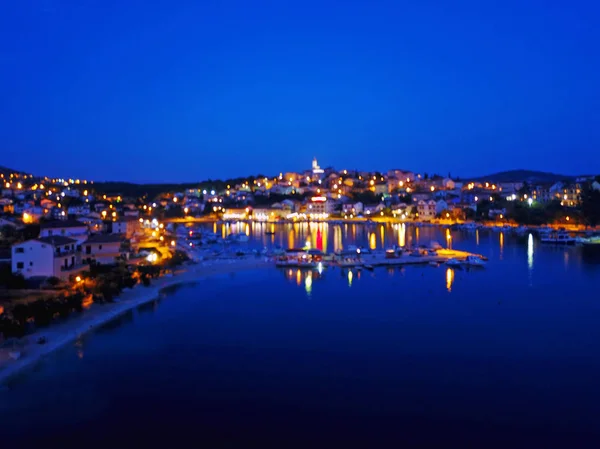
[275,248,487,269]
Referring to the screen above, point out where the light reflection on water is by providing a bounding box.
[305,271,312,296]
[179,222,597,279]
[398,223,406,247]
[369,232,376,250]
[527,233,534,271]
[4,230,600,449]
[446,267,454,292]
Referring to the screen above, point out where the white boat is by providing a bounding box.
[539,231,575,245]
[446,258,462,267]
[579,236,600,246]
[464,255,486,267]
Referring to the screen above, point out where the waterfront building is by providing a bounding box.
[223,208,250,220]
[363,203,385,216]
[82,234,129,265]
[417,200,437,220]
[12,236,86,280]
[307,196,331,218]
[342,202,364,216]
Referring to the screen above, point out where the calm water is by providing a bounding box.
[2,225,600,448]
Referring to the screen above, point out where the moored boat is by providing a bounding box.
[464,255,486,267]
[539,231,575,245]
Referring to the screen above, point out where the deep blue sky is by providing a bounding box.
[1,0,599,182]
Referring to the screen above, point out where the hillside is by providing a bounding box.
[467,170,576,184]
[0,165,29,177]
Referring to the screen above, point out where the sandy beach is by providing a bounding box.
[0,257,271,386]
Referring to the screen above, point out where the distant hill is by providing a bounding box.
[0,165,28,176]
[466,170,576,184]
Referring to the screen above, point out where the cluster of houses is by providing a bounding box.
[8,219,139,281]
[2,164,598,283]
[209,159,596,222]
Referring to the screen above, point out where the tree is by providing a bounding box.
[517,182,531,196]
[580,184,600,227]
[0,316,26,339]
[0,266,26,289]
[46,276,60,287]
[353,191,379,204]
[475,200,493,220]
[397,193,412,204]
[11,304,31,328]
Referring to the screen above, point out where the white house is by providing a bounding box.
[12,236,86,280]
[307,196,333,217]
[39,220,88,239]
[363,203,385,216]
[417,200,437,220]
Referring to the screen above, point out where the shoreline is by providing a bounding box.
[0,258,271,386]
[165,217,595,233]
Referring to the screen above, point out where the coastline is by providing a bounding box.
[165,216,594,233]
[0,258,271,386]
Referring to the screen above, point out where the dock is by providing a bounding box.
[274,248,487,269]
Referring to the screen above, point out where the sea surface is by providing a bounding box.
[2,224,600,448]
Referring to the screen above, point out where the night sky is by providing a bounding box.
[1,1,599,182]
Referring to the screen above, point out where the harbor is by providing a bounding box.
[161,219,600,274]
[273,247,487,269]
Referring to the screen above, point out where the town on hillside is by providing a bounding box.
[0,159,600,286]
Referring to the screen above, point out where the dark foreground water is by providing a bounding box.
[2,226,600,448]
